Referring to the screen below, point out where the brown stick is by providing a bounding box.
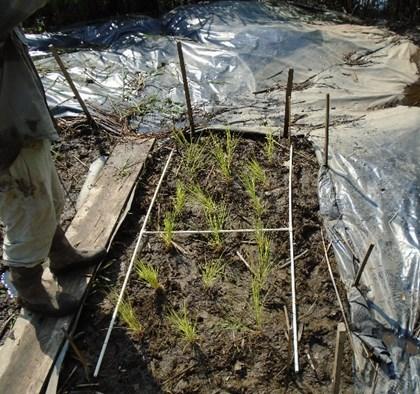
[321,230,355,353]
[176,41,195,135]
[324,93,330,167]
[332,322,346,394]
[62,330,90,380]
[283,68,294,139]
[50,46,95,127]
[353,244,375,287]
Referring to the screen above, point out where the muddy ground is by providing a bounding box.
[43,128,354,393]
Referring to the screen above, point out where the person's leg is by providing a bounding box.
[0,139,78,316]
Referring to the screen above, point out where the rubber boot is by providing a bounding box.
[9,265,79,317]
[49,227,107,275]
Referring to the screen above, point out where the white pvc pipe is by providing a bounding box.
[93,149,174,377]
[288,144,299,372]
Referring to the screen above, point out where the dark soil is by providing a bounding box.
[56,131,353,393]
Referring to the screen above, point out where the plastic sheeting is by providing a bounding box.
[25,1,419,392]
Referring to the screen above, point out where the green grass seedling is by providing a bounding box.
[136,260,162,290]
[183,143,205,180]
[211,128,238,179]
[205,202,228,249]
[218,317,249,334]
[110,291,143,336]
[254,225,272,284]
[162,211,175,249]
[241,171,265,218]
[168,303,198,344]
[201,258,225,288]
[264,131,275,163]
[172,127,188,148]
[173,181,186,217]
[190,184,216,213]
[246,159,267,186]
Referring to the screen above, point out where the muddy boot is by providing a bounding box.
[49,227,107,275]
[9,265,79,317]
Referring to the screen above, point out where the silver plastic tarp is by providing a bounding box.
[26,1,419,392]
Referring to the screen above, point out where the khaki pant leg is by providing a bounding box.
[0,139,64,267]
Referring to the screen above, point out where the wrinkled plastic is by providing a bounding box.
[25,1,419,392]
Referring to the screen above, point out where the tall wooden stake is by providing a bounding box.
[332,323,346,394]
[283,68,294,139]
[324,93,330,167]
[50,46,95,127]
[176,41,195,135]
[354,244,375,287]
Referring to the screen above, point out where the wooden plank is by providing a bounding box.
[0,139,154,394]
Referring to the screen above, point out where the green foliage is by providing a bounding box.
[264,131,275,163]
[136,260,162,290]
[173,181,186,217]
[254,224,272,285]
[218,317,249,333]
[240,170,265,218]
[190,184,216,213]
[162,211,175,248]
[123,95,159,118]
[110,291,143,336]
[167,303,198,344]
[246,159,267,186]
[205,201,228,249]
[183,142,206,180]
[172,127,188,148]
[211,128,238,179]
[189,185,228,249]
[201,258,225,288]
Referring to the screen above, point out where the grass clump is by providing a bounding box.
[173,181,186,217]
[167,303,198,344]
[190,184,216,213]
[211,128,238,180]
[246,159,267,186]
[110,291,143,336]
[205,201,228,250]
[201,258,225,288]
[183,142,206,180]
[264,131,275,163]
[162,211,175,249]
[241,171,265,218]
[136,260,162,290]
[172,127,188,148]
[190,185,228,249]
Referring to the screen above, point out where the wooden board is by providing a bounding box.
[0,139,154,394]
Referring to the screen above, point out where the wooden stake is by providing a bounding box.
[353,244,375,287]
[324,93,330,167]
[176,41,195,135]
[283,68,294,139]
[321,230,354,352]
[50,46,95,127]
[332,322,346,394]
